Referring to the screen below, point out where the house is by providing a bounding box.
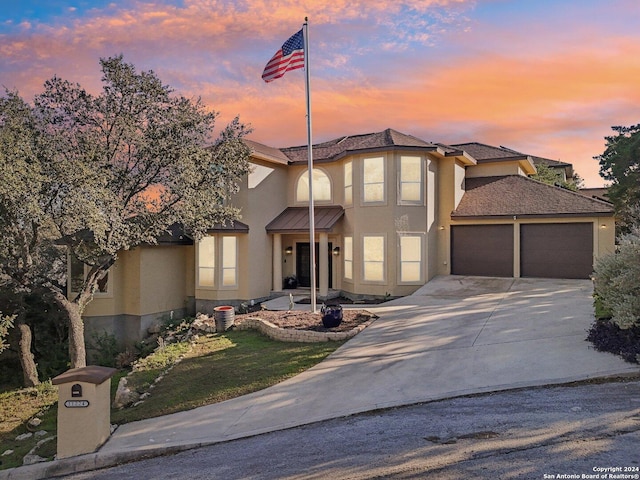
[77,128,615,345]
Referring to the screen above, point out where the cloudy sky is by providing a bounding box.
[2,0,639,187]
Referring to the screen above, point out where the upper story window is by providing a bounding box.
[398,156,423,205]
[296,168,332,203]
[363,157,385,203]
[68,256,110,296]
[344,161,352,206]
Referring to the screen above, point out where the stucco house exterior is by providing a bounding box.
[76,128,615,345]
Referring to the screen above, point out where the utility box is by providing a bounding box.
[52,365,117,459]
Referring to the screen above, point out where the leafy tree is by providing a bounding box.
[530,163,583,191]
[0,312,15,353]
[596,124,640,231]
[0,91,51,385]
[0,55,251,371]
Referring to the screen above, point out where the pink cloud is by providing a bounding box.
[1,0,637,187]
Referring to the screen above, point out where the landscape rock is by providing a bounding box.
[28,417,42,428]
[15,432,33,441]
[112,377,140,408]
[35,430,48,437]
[22,436,56,466]
[147,323,162,334]
[2,450,13,456]
[22,454,47,465]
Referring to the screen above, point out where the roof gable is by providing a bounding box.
[452,176,614,219]
[244,138,290,165]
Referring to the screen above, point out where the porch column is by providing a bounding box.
[272,233,283,292]
[319,232,329,297]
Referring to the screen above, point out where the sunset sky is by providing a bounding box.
[2,0,639,187]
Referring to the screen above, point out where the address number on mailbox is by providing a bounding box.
[64,400,90,408]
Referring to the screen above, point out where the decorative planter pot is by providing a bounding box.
[213,306,235,332]
[321,305,343,328]
[283,276,298,289]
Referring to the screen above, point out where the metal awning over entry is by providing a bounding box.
[266,206,344,234]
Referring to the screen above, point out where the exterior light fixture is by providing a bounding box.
[285,246,293,255]
[332,246,340,256]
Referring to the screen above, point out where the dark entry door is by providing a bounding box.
[296,242,333,288]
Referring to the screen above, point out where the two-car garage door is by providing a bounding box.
[451,223,594,279]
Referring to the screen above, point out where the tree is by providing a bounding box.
[0,312,15,353]
[530,163,583,191]
[1,55,251,370]
[596,123,640,231]
[0,91,51,386]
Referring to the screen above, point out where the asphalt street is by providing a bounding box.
[60,377,640,480]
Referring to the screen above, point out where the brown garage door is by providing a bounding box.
[451,225,514,277]
[520,223,593,279]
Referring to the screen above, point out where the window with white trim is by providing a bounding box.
[399,234,423,283]
[363,157,385,203]
[344,236,353,280]
[344,161,352,206]
[296,168,332,202]
[198,236,216,287]
[363,235,385,282]
[399,156,423,204]
[221,236,237,287]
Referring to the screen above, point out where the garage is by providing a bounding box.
[520,223,593,279]
[451,225,514,277]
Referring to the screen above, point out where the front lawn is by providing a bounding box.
[0,329,343,470]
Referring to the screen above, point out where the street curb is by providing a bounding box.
[2,372,638,480]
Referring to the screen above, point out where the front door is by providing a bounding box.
[296,242,333,288]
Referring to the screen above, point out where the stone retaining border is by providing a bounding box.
[234,317,372,343]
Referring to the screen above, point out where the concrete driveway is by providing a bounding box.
[9,276,639,480]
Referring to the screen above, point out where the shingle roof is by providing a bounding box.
[266,207,344,233]
[452,176,615,219]
[451,142,526,161]
[578,187,611,203]
[452,142,572,171]
[207,220,249,233]
[244,138,290,165]
[281,128,440,163]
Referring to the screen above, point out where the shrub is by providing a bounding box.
[593,227,640,329]
[89,331,119,368]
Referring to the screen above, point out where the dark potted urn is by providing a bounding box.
[321,304,343,328]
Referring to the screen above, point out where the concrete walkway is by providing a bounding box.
[5,276,638,479]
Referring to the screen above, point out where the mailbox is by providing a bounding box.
[71,384,82,398]
[52,365,117,459]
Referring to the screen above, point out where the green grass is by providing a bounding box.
[112,330,342,423]
[0,330,343,470]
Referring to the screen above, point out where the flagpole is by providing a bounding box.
[303,18,317,313]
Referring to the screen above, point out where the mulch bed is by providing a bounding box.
[586,319,640,364]
[234,309,377,333]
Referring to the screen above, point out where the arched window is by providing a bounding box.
[296,168,332,202]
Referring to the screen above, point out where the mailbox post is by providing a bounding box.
[52,365,117,459]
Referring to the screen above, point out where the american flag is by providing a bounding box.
[262,29,304,82]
